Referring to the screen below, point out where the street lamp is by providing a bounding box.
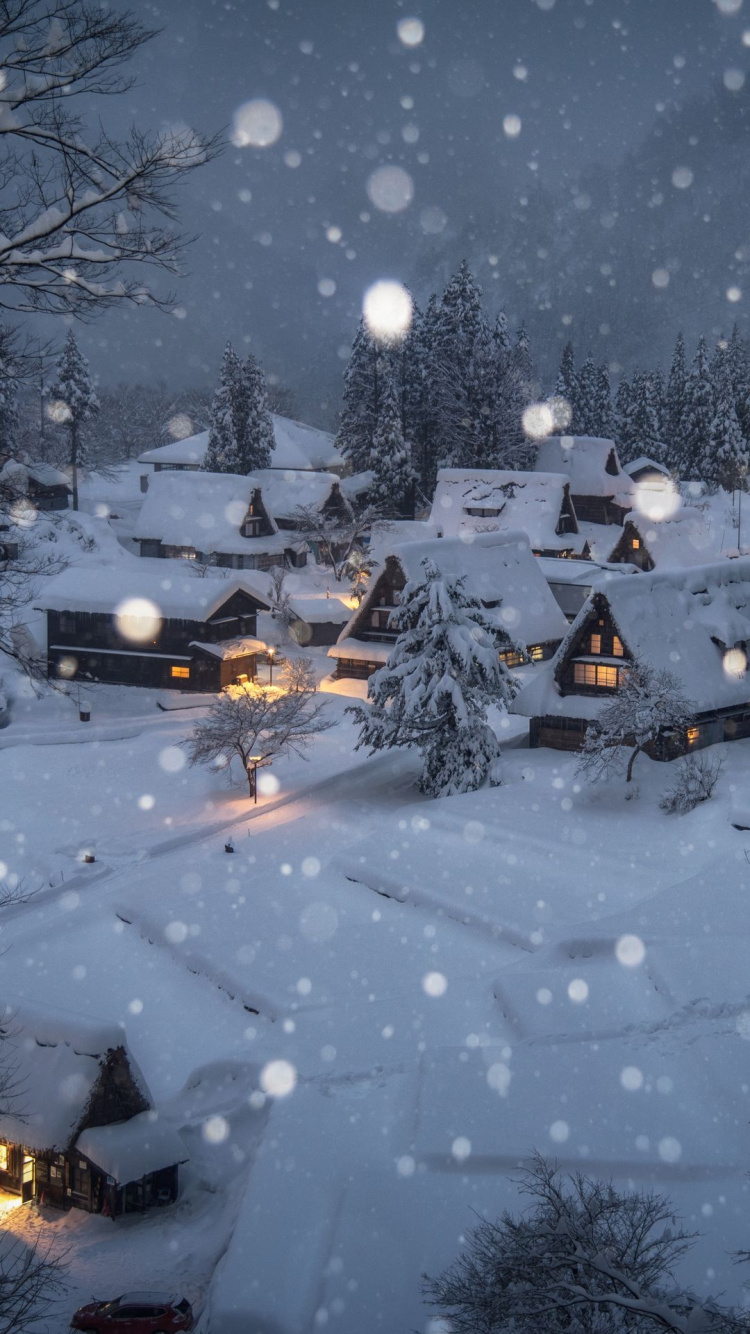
[248,755,262,804]
[268,646,275,687]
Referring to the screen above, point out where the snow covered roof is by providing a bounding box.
[429,468,581,552]
[250,468,346,521]
[608,510,725,570]
[328,637,390,663]
[333,530,569,656]
[286,596,352,625]
[340,469,373,500]
[623,456,670,479]
[514,556,750,719]
[0,1001,148,1154]
[0,458,71,492]
[191,636,267,659]
[534,435,634,502]
[36,559,270,619]
[138,414,341,473]
[133,470,289,556]
[76,1111,188,1184]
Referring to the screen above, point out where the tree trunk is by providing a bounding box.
[71,419,79,511]
[626,744,642,783]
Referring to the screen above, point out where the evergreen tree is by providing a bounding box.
[493,310,512,356]
[664,332,688,471]
[614,375,635,459]
[335,318,380,474]
[350,558,517,797]
[413,294,441,498]
[369,359,414,518]
[203,343,245,474]
[574,355,600,435]
[241,352,274,472]
[513,325,534,387]
[625,370,662,463]
[554,341,578,430]
[681,336,715,481]
[707,386,748,492]
[429,261,487,471]
[46,330,99,509]
[594,362,614,438]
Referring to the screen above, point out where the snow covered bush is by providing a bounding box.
[660,751,724,815]
[577,661,695,785]
[349,556,517,798]
[423,1153,741,1333]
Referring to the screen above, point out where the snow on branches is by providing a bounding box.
[0,0,219,317]
[350,556,517,797]
[182,659,333,794]
[577,661,695,785]
[423,1153,741,1334]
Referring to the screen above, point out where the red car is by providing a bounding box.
[70,1292,194,1334]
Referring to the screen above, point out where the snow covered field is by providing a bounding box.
[1,623,750,1330]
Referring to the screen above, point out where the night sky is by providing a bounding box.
[69,0,748,422]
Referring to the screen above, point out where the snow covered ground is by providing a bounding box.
[1,501,750,1331]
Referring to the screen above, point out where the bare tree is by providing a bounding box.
[267,567,295,629]
[576,662,695,784]
[0,0,219,318]
[291,502,389,583]
[423,1154,743,1333]
[182,658,333,794]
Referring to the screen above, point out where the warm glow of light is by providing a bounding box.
[363,280,413,344]
[115,597,162,643]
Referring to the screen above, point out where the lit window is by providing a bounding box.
[597,665,618,688]
[0,1145,7,1171]
[632,538,640,550]
[529,645,544,662]
[171,665,190,679]
[687,726,700,745]
[590,633,602,654]
[574,663,597,685]
[612,636,624,657]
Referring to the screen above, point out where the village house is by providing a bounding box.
[623,455,671,485]
[328,531,570,680]
[605,509,723,572]
[0,1002,186,1217]
[137,413,343,490]
[428,468,584,557]
[534,435,634,527]
[514,557,750,755]
[134,470,302,571]
[251,468,353,532]
[0,457,72,511]
[36,563,271,691]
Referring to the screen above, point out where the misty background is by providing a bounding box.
[60,0,750,427]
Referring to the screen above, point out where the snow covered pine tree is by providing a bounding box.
[46,330,99,510]
[350,557,517,797]
[203,345,273,474]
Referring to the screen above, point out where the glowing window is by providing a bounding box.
[529,645,544,662]
[590,633,602,654]
[171,666,190,679]
[574,663,597,685]
[687,726,700,745]
[612,636,624,657]
[597,666,619,688]
[0,1145,7,1171]
[632,538,640,550]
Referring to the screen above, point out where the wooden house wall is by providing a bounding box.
[607,524,654,571]
[571,495,629,526]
